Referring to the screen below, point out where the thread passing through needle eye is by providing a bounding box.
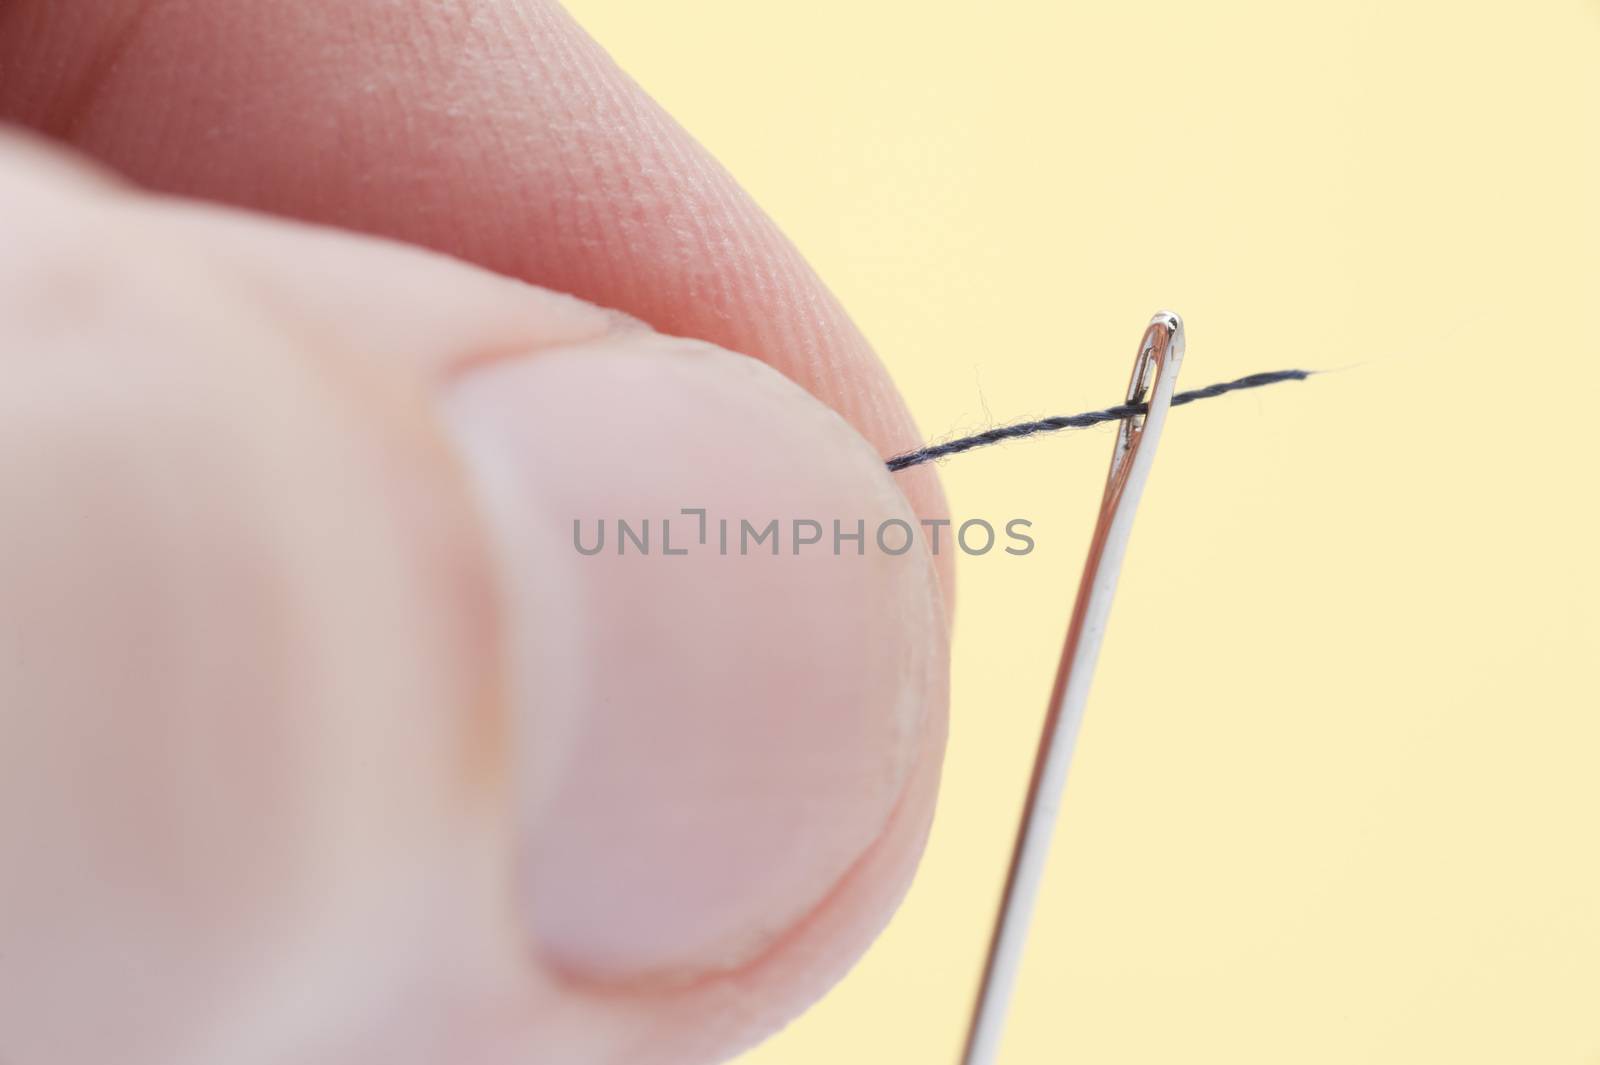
[885,368,1311,472]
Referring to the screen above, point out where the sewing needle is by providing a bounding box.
[960,311,1186,1065]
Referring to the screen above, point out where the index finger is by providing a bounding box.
[0,0,951,591]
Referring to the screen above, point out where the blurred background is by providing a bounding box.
[564,2,1600,1062]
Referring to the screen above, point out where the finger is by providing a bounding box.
[0,134,947,1065]
[0,0,953,598]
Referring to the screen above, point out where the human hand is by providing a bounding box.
[0,3,950,1062]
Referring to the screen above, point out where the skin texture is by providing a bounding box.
[0,0,950,562]
[0,4,951,1064]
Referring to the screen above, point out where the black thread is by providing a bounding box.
[885,369,1312,472]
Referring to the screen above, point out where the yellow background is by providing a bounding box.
[564,2,1600,1062]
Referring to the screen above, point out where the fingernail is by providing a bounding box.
[441,334,944,984]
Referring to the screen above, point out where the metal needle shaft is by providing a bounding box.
[960,312,1186,1065]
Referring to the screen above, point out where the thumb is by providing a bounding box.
[0,134,949,1065]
